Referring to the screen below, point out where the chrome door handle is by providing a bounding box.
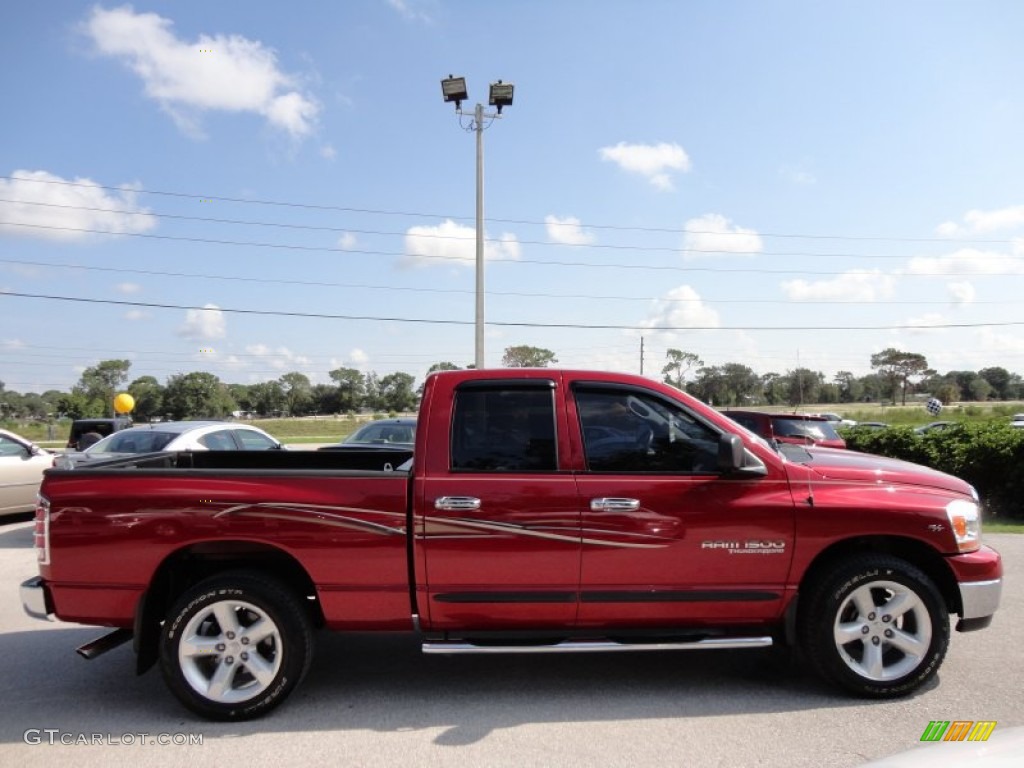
[434,496,482,511]
[590,497,641,513]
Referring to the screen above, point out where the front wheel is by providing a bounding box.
[799,555,949,698]
[159,572,313,720]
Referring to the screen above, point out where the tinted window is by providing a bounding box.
[576,389,719,473]
[0,435,25,457]
[199,430,239,450]
[773,418,840,441]
[92,430,176,454]
[451,387,557,472]
[233,429,279,450]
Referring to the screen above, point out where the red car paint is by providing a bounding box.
[22,369,1002,716]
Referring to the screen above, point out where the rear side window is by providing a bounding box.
[199,430,239,450]
[233,429,279,450]
[450,386,557,472]
[93,430,176,454]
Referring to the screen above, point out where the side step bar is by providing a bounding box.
[77,628,133,660]
[423,636,772,655]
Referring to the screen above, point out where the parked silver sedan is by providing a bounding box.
[0,429,52,517]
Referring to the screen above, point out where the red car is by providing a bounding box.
[723,410,847,449]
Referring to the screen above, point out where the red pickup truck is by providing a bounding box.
[21,369,1002,720]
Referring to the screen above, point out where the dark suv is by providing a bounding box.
[723,410,846,449]
[66,418,133,450]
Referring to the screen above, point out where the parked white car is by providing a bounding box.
[54,421,283,469]
[1011,413,1024,428]
[0,429,52,517]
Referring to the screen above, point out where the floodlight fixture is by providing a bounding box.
[441,75,468,110]
[488,80,514,114]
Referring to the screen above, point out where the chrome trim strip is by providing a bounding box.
[959,578,1002,619]
[422,636,773,654]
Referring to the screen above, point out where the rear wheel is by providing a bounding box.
[159,572,313,720]
[799,555,949,697]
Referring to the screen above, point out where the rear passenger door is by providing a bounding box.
[416,379,581,630]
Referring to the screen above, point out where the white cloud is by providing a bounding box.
[905,248,1024,277]
[386,0,434,23]
[336,232,358,250]
[402,219,520,268]
[781,269,896,302]
[905,312,947,334]
[545,215,594,246]
[947,281,975,306]
[0,170,156,241]
[179,304,226,340]
[779,165,817,186]
[320,144,337,160]
[124,309,149,321]
[245,344,310,371]
[83,5,319,139]
[350,348,369,366]
[682,213,763,258]
[2,339,26,350]
[937,204,1024,236]
[116,282,142,294]
[639,285,720,341]
[598,141,690,190]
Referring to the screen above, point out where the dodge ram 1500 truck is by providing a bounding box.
[21,369,1002,720]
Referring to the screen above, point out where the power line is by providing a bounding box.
[3,221,1022,277]
[1,173,1013,245]
[4,290,1023,331]
[0,198,990,260]
[3,257,1017,306]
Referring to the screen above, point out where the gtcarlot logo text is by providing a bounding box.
[24,730,203,746]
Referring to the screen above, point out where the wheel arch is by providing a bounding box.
[134,540,323,675]
[786,535,961,644]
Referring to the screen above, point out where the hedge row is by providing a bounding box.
[841,422,1024,519]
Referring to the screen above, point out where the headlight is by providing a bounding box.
[945,498,981,553]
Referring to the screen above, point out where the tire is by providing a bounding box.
[798,554,949,698]
[159,572,314,720]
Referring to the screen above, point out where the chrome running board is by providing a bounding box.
[422,636,772,655]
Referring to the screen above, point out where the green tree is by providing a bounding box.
[979,367,1012,400]
[329,367,366,412]
[662,349,703,391]
[691,363,760,406]
[164,372,235,419]
[968,377,993,401]
[75,359,132,415]
[127,376,165,422]
[783,368,825,406]
[761,372,787,405]
[834,371,863,403]
[870,348,929,405]
[378,372,417,412]
[279,372,313,416]
[309,383,341,415]
[502,345,557,368]
[249,381,286,417]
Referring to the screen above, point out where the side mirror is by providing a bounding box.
[718,433,745,472]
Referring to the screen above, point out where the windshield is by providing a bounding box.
[773,418,842,441]
[343,423,415,444]
[88,430,178,454]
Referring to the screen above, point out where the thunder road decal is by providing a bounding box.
[211,503,673,548]
[701,540,787,555]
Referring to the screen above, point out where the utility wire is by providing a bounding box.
[1,257,1015,306]
[3,291,1022,331]
[1,174,1012,245]
[2,221,1020,277]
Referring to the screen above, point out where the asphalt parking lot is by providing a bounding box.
[0,519,1020,767]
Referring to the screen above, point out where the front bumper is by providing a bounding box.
[948,544,1003,632]
[21,576,53,620]
[957,578,1002,631]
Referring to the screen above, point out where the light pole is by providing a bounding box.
[440,75,514,369]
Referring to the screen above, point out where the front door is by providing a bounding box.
[570,383,796,628]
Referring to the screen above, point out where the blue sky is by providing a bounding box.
[2,1,1024,394]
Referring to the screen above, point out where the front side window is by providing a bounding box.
[450,386,557,472]
[575,388,719,473]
